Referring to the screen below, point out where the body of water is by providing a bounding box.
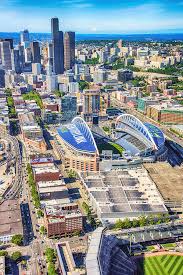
[1,32,183,44]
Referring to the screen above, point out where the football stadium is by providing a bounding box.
[55,115,167,172]
[115,114,168,161]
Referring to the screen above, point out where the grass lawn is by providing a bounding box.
[97,140,124,155]
[136,255,183,275]
[161,243,177,249]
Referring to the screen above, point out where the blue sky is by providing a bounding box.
[1,0,183,33]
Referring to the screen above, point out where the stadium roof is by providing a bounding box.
[57,117,98,154]
[144,122,165,149]
[116,114,165,150]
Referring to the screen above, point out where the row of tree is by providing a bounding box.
[27,164,41,209]
[114,214,171,230]
[45,248,57,275]
[82,202,96,227]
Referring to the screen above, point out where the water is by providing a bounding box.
[1,32,183,45]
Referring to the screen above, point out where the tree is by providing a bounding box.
[123,218,132,229]
[68,169,77,179]
[132,219,140,228]
[114,219,124,229]
[39,226,47,235]
[48,262,57,275]
[11,251,22,261]
[45,248,56,263]
[0,251,8,257]
[11,234,23,246]
[79,81,89,91]
[37,209,44,218]
[139,216,147,227]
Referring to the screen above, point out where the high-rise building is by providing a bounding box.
[61,95,77,120]
[20,29,30,44]
[51,17,59,36]
[51,17,64,75]
[31,41,41,63]
[1,39,13,49]
[64,32,75,70]
[11,49,21,73]
[0,41,12,70]
[83,89,100,123]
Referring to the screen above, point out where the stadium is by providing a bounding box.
[86,225,183,275]
[114,114,168,161]
[56,117,100,172]
[55,114,167,172]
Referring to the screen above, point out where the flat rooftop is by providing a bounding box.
[144,163,183,203]
[37,180,66,188]
[33,165,60,174]
[80,167,167,221]
[45,203,82,222]
[0,200,23,237]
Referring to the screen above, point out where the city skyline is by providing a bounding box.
[1,1,183,33]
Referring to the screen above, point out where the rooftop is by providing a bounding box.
[0,200,23,237]
[80,167,167,223]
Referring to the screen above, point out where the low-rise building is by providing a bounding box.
[0,200,23,243]
[44,203,83,237]
[147,104,183,124]
[32,164,61,183]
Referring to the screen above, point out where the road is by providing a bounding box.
[0,134,23,202]
[20,139,48,275]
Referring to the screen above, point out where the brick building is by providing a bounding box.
[44,203,83,237]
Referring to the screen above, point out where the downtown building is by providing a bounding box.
[64,31,75,70]
[51,17,64,74]
[83,88,101,123]
[0,40,12,70]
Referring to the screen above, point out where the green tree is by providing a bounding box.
[132,219,140,228]
[39,226,47,235]
[114,219,124,229]
[0,251,8,257]
[48,262,57,275]
[79,81,89,91]
[11,251,22,261]
[123,218,132,229]
[45,248,56,263]
[11,234,23,246]
[139,216,147,227]
[37,209,44,218]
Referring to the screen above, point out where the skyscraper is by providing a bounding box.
[51,17,64,75]
[0,41,12,70]
[64,32,75,70]
[31,41,41,63]
[20,29,30,44]
[51,17,59,36]
[11,49,21,73]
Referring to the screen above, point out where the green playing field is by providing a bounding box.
[136,255,183,275]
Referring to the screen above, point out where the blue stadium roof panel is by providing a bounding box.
[144,122,165,149]
[57,123,97,153]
